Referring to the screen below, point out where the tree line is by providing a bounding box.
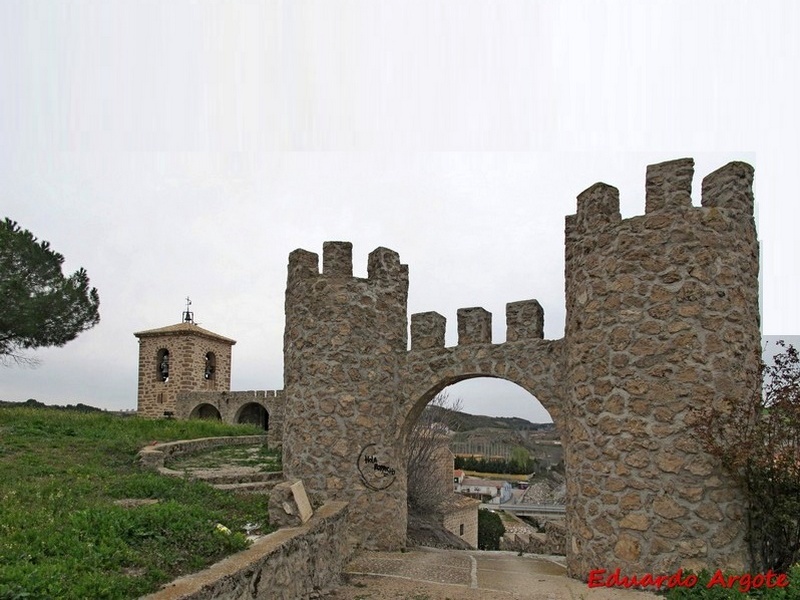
[455,451,538,475]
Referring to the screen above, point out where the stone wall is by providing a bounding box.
[442,496,479,549]
[141,501,350,600]
[501,520,566,556]
[280,158,761,578]
[175,390,285,449]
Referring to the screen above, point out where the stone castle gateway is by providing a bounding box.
[282,158,759,578]
[137,157,760,579]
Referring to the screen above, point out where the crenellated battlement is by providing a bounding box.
[506,299,544,341]
[455,307,491,345]
[568,158,755,237]
[287,248,319,282]
[287,242,409,286]
[571,182,621,233]
[409,299,545,351]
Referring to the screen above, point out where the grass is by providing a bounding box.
[0,406,271,600]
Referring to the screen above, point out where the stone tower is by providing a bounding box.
[562,158,759,575]
[135,310,236,419]
[283,242,409,548]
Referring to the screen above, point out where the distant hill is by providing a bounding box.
[0,399,103,413]
[425,404,553,432]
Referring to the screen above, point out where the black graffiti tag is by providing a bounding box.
[357,443,396,491]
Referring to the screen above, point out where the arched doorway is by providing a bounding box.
[235,402,269,430]
[189,403,221,420]
[404,376,564,553]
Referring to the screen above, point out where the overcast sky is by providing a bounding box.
[1,1,798,423]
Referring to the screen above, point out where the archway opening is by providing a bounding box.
[405,376,564,554]
[156,348,169,382]
[204,352,216,380]
[235,403,269,430]
[189,403,221,421]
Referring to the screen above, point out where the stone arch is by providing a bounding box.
[235,402,269,430]
[189,403,221,420]
[402,373,561,442]
[401,339,566,442]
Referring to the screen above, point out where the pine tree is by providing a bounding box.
[0,218,100,364]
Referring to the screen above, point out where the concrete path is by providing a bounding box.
[333,548,660,600]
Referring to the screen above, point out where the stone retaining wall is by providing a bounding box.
[137,435,267,470]
[142,501,350,600]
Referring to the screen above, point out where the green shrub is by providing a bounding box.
[694,342,800,572]
[477,508,505,551]
[660,565,800,599]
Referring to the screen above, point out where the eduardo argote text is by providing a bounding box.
[588,568,790,593]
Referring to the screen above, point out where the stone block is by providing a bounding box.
[506,299,544,341]
[701,161,755,214]
[269,480,311,529]
[645,157,694,213]
[291,480,314,524]
[410,312,446,350]
[457,307,492,345]
[575,182,621,230]
[323,241,353,277]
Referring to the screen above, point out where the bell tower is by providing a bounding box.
[134,299,236,418]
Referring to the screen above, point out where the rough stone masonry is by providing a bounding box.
[281,158,760,579]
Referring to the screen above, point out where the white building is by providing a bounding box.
[455,475,513,504]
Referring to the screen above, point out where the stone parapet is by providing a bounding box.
[141,501,350,600]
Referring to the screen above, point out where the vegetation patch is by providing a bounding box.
[477,509,505,551]
[0,405,270,600]
[166,444,281,472]
[659,565,800,598]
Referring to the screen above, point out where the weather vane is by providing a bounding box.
[182,296,194,323]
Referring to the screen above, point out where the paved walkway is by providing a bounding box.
[331,548,660,600]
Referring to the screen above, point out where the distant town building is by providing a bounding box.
[456,476,513,504]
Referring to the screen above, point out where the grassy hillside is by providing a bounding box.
[0,405,268,600]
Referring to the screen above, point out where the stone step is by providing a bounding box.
[212,480,281,494]
[201,470,283,485]
[172,469,283,485]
